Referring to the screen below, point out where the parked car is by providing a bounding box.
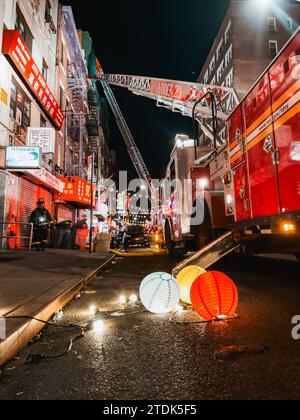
[126,225,151,248]
[111,225,151,249]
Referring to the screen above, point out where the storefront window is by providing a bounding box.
[15,6,33,53]
[10,79,31,129]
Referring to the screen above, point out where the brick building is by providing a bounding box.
[197,0,300,145]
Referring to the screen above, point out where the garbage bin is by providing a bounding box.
[75,227,89,251]
[51,221,72,249]
[61,227,76,249]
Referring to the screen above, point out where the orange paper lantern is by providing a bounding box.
[190,271,238,321]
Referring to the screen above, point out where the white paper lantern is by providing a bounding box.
[140,272,180,314]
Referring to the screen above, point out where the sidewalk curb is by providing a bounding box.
[0,254,115,367]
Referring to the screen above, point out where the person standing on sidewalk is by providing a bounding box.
[30,198,53,251]
[119,221,128,253]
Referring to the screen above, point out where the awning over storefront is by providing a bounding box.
[57,176,96,209]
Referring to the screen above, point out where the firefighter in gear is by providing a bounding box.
[30,199,53,251]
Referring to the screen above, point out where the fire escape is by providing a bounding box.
[67,62,88,178]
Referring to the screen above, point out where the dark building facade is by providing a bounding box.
[197,0,300,145]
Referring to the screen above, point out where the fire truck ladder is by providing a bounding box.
[91,73,239,148]
[91,70,240,263]
[100,80,157,203]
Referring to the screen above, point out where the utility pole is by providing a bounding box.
[89,152,94,255]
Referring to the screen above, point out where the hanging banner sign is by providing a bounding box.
[2,30,64,130]
[58,176,96,207]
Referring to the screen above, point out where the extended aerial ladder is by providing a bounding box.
[91,70,239,149]
[99,80,157,204]
[90,65,238,210]
[90,66,240,268]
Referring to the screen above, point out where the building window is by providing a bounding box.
[45,0,52,22]
[216,39,224,62]
[226,69,234,87]
[15,5,33,53]
[209,56,215,75]
[203,71,208,84]
[217,60,225,83]
[211,76,216,86]
[40,116,47,127]
[267,17,277,33]
[59,87,64,109]
[269,40,278,58]
[10,79,31,129]
[224,21,232,44]
[42,60,48,81]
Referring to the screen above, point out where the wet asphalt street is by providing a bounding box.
[1,253,300,400]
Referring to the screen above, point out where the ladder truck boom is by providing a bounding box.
[90,72,239,146]
[98,79,157,203]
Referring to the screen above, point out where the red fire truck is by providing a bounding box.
[163,28,300,267]
[93,28,300,268]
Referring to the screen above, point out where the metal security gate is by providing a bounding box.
[18,178,52,247]
[56,204,75,224]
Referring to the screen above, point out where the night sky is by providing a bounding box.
[63,0,230,178]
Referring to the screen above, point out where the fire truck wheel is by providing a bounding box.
[167,241,176,258]
[295,254,300,262]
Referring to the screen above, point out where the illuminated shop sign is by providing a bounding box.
[5,146,41,169]
[58,176,96,207]
[2,30,64,130]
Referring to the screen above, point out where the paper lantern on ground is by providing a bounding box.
[177,265,207,305]
[140,272,180,314]
[190,271,238,321]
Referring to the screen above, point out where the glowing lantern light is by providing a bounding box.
[140,272,180,314]
[190,271,238,321]
[177,265,207,305]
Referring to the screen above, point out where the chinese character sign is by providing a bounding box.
[27,127,55,154]
[2,30,64,130]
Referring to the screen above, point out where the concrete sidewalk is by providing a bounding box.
[0,249,114,366]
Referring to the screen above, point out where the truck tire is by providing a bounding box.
[193,215,214,250]
[164,221,181,258]
[167,241,186,258]
[295,254,300,262]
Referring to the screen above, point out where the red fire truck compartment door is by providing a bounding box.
[269,32,300,214]
[232,163,250,222]
[228,106,250,221]
[244,73,280,218]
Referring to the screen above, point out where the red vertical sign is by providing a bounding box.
[2,30,64,130]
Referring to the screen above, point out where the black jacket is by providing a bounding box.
[30,208,52,226]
